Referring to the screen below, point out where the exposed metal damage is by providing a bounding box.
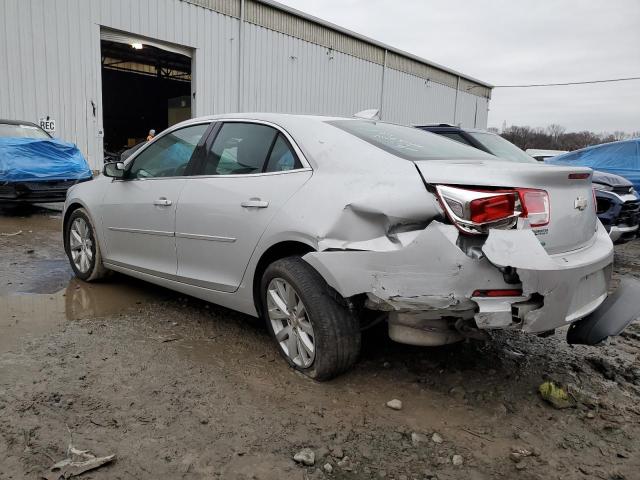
[304,216,615,345]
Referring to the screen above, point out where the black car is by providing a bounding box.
[591,171,640,243]
[0,119,92,203]
[416,124,639,243]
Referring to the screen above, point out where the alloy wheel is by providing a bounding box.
[69,217,93,274]
[266,277,315,368]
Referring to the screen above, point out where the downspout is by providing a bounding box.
[453,75,460,125]
[378,49,387,120]
[237,0,245,112]
[473,96,478,128]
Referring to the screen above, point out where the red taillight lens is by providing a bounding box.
[435,185,550,234]
[517,189,549,227]
[472,289,523,297]
[469,193,516,223]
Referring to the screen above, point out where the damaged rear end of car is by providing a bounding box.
[298,119,638,348]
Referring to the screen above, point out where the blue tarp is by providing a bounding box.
[0,137,92,182]
[546,138,640,192]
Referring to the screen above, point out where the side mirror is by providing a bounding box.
[103,161,125,178]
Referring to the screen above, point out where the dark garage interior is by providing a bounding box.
[100,40,192,154]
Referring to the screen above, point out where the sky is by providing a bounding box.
[277,0,640,133]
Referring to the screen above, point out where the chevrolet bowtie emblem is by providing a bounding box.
[574,196,588,211]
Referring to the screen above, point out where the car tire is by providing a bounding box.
[260,256,361,380]
[65,208,109,282]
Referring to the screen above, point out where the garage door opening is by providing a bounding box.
[100,35,192,154]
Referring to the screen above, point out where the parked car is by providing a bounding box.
[0,119,92,203]
[416,125,639,243]
[414,124,538,164]
[526,149,568,162]
[546,138,640,193]
[63,114,639,379]
[591,171,639,243]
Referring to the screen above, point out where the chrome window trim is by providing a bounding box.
[115,118,313,181]
[112,167,312,182]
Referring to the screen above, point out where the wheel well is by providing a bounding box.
[252,241,315,317]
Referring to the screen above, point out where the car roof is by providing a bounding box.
[0,119,41,127]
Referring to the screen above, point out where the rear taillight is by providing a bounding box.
[472,289,523,297]
[436,185,549,234]
[469,193,516,224]
[518,188,549,227]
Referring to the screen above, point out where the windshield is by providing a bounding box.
[0,123,50,139]
[468,132,537,164]
[328,120,495,161]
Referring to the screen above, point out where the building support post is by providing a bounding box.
[453,75,460,125]
[237,0,245,112]
[378,49,387,120]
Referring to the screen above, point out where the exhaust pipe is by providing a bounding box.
[567,279,640,345]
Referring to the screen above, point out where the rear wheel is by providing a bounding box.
[261,256,360,380]
[65,208,109,281]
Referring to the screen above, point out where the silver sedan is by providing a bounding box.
[63,114,638,379]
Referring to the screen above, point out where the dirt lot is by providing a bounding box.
[1,206,639,480]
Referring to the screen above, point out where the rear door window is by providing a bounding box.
[264,134,302,172]
[199,122,302,175]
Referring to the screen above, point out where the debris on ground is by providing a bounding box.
[2,210,640,479]
[538,381,574,409]
[509,448,534,462]
[452,454,463,466]
[0,230,22,236]
[411,432,428,445]
[293,448,315,466]
[386,399,402,410]
[42,445,115,480]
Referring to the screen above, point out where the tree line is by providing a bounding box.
[489,124,640,152]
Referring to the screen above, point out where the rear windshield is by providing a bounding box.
[0,123,50,139]
[327,120,494,161]
[468,132,537,164]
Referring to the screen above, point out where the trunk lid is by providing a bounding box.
[415,159,598,254]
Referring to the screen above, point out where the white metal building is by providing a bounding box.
[0,0,492,169]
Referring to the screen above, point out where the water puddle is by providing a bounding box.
[0,277,163,354]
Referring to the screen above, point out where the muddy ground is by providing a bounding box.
[1,206,639,480]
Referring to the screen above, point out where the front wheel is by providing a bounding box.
[260,256,361,380]
[65,208,109,282]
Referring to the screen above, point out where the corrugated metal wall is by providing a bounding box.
[0,0,490,170]
[0,0,239,169]
[241,25,383,115]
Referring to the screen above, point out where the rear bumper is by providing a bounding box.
[481,221,613,333]
[0,178,91,203]
[304,221,615,344]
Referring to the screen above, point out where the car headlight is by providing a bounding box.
[592,183,612,192]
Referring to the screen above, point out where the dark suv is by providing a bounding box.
[416,124,639,243]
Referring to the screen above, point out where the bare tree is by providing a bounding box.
[546,124,566,148]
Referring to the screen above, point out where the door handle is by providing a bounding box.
[241,198,269,208]
[153,198,173,206]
